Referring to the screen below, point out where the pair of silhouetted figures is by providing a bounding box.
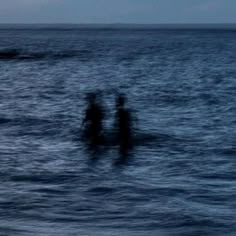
[82,93,133,151]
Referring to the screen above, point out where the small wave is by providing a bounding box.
[87,186,115,195]
[10,173,77,184]
[0,117,11,124]
[13,116,54,126]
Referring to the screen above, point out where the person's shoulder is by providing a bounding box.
[124,108,131,117]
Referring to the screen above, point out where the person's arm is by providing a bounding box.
[81,110,89,129]
[131,110,138,131]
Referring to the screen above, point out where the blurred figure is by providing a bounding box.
[114,95,133,152]
[82,92,104,145]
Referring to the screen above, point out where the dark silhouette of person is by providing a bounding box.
[114,95,133,152]
[82,93,104,145]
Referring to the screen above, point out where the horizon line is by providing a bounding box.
[0,23,236,29]
[0,23,236,25]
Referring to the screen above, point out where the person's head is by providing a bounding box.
[86,92,97,104]
[116,94,126,108]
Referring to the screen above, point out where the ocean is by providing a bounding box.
[0,26,236,235]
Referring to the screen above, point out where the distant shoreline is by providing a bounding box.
[0,23,236,30]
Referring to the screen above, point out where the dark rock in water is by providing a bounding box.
[0,49,20,59]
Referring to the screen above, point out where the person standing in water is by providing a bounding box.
[82,93,104,145]
[114,95,133,151]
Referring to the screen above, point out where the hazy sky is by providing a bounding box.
[0,0,236,24]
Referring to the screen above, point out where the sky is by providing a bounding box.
[0,0,236,24]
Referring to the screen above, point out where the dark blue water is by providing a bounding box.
[0,27,236,236]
